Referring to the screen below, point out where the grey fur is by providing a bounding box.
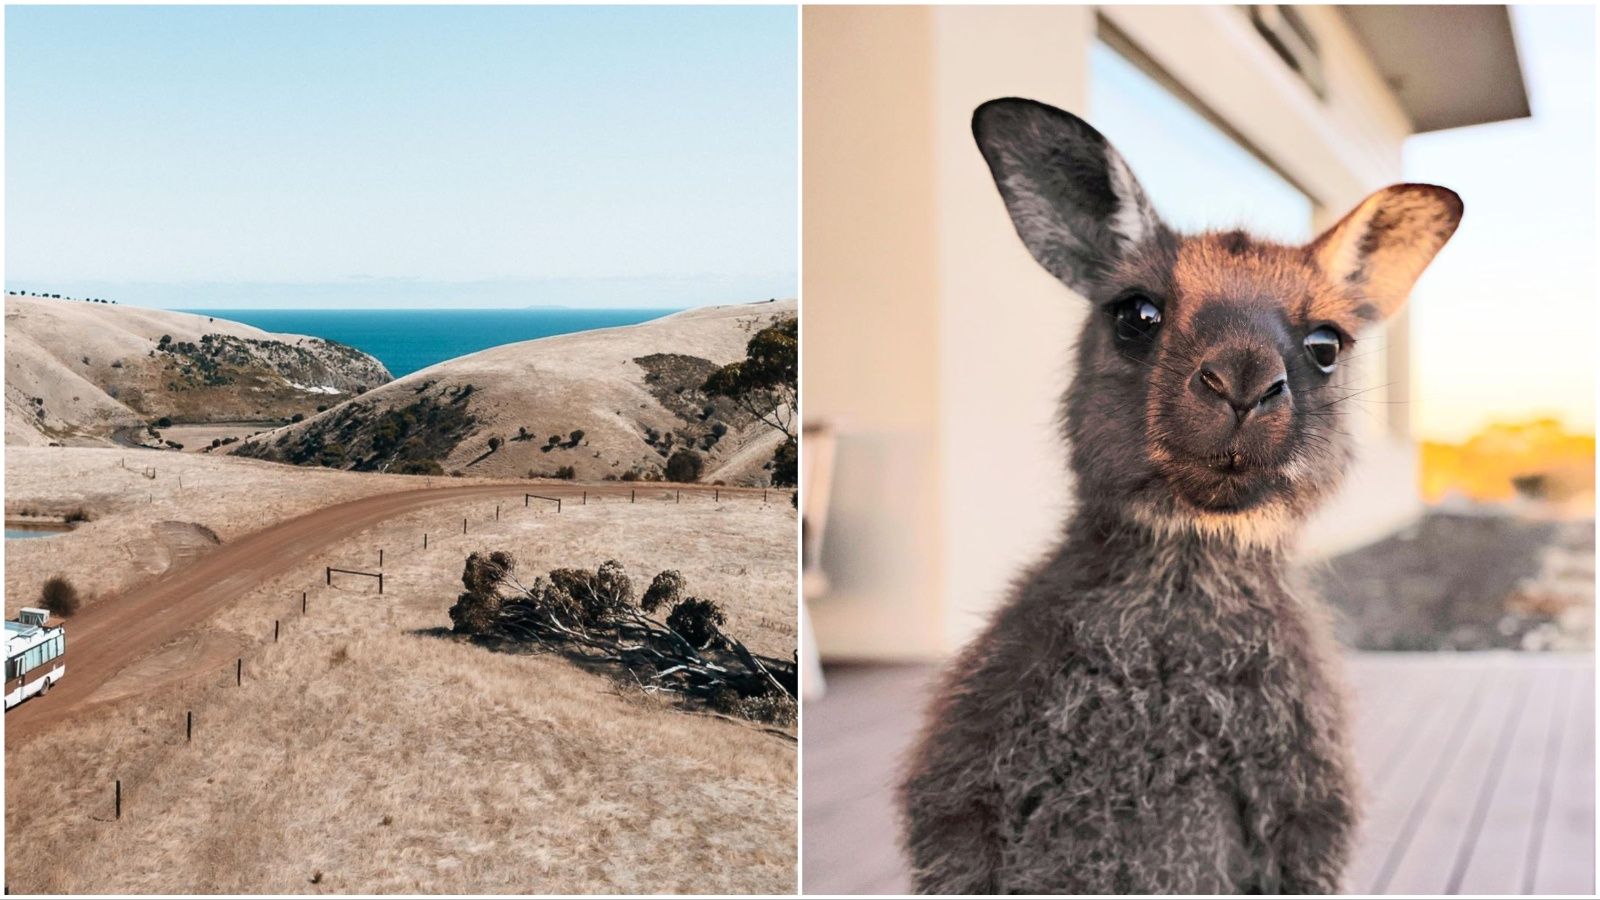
[901,100,1460,894]
[900,514,1354,894]
[973,98,1163,295]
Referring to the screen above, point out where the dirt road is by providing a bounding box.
[4,480,764,745]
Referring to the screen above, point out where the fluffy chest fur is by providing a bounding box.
[934,525,1353,893]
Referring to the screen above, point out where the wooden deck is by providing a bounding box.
[802,652,1594,895]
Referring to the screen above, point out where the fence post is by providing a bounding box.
[115,780,121,820]
[186,710,192,742]
[423,532,428,549]
[462,517,467,535]
[715,488,719,502]
[583,491,587,506]
[378,573,384,595]
[676,490,681,504]
[632,489,636,504]
[236,658,242,686]
[326,567,332,586]
[496,504,500,521]
[379,548,384,568]
[274,620,280,643]
[302,591,307,615]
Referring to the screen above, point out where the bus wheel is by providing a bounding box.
[37,678,51,696]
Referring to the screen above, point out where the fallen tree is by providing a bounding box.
[449,553,797,724]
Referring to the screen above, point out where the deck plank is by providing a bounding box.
[802,666,929,895]
[1531,665,1596,895]
[1349,658,1450,795]
[1381,660,1529,893]
[1452,664,1567,893]
[1346,661,1489,892]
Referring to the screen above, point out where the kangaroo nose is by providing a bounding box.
[1196,359,1289,424]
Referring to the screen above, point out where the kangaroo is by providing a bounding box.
[899,98,1462,894]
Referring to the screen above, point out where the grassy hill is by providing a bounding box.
[233,299,796,486]
[5,294,391,447]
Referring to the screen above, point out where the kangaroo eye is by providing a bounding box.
[1304,326,1341,373]
[1112,294,1162,343]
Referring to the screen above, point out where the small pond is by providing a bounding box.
[5,522,73,540]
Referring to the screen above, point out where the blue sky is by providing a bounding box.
[5,5,797,309]
[1404,5,1595,442]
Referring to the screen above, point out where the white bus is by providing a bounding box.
[6,608,66,710]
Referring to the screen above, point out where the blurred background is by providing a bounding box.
[800,5,1593,895]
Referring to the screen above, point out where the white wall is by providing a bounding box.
[930,5,1098,652]
[802,7,946,659]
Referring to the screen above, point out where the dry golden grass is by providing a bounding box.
[5,456,797,893]
[5,447,475,619]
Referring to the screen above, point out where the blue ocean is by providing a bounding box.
[183,308,676,378]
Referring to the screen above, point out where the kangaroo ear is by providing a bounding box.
[1309,184,1463,323]
[972,98,1163,297]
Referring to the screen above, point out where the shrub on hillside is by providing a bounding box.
[316,442,347,468]
[640,569,685,613]
[40,576,80,617]
[447,558,796,724]
[448,551,516,634]
[665,449,704,483]
[666,597,726,649]
[546,561,634,624]
[770,438,797,487]
[394,458,444,476]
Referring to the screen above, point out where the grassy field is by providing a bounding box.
[5,451,796,893]
[4,447,453,618]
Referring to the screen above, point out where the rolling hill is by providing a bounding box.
[232,299,796,486]
[5,294,391,447]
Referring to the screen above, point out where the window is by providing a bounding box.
[1089,37,1313,243]
[11,635,62,676]
[1249,6,1326,99]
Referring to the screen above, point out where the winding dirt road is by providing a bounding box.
[5,481,760,746]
